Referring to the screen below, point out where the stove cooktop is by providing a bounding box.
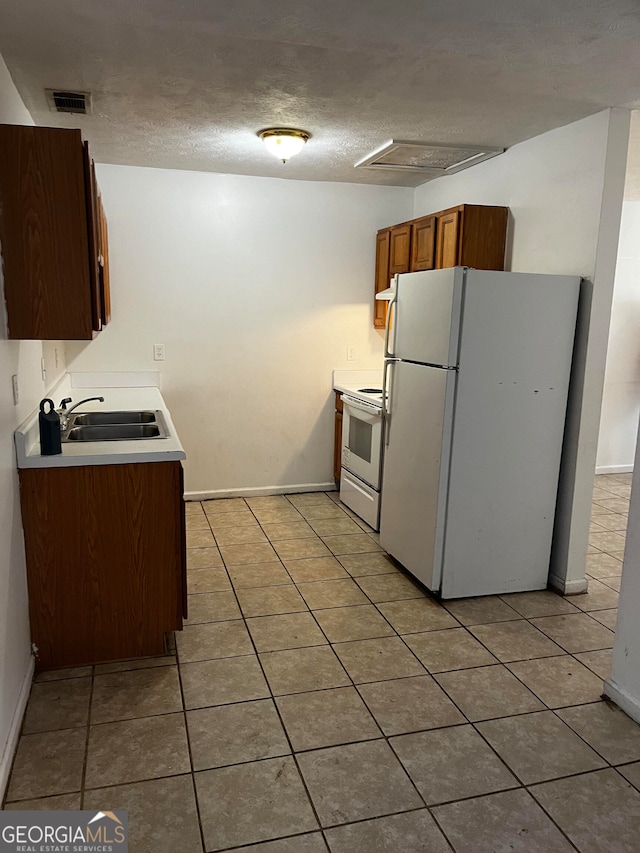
[342,386,385,407]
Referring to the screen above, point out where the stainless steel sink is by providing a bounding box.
[64,424,165,442]
[61,410,169,442]
[71,410,159,426]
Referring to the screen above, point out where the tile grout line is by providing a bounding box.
[214,546,332,850]
[204,495,452,849]
[79,664,95,809]
[217,496,467,850]
[195,498,356,848]
[175,634,208,853]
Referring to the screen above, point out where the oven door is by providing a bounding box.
[341,395,383,489]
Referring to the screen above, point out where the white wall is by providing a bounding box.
[0,54,67,797]
[413,109,629,593]
[66,167,413,495]
[596,201,640,473]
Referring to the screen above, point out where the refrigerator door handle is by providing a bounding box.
[384,279,398,359]
[383,358,397,446]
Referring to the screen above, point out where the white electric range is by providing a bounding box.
[332,370,385,529]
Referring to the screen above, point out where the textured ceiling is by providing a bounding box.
[2,0,640,186]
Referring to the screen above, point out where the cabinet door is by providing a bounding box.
[97,194,112,325]
[374,229,391,329]
[389,223,411,275]
[20,462,184,669]
[435,209,461,269]
[410,216,436,271]
[334,410,343,484]
[457,205,508,270]
[83,143,102,332]
[179,464,187,620]
[0,125,94,339]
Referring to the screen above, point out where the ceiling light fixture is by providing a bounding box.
[258,128,310,163]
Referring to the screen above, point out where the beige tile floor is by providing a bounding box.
[2,473,638,851]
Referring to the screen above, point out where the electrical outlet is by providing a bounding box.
[153,344,165,361]
[347,346,356,362]
[54,347,60,369]
[11,374,19,405]
[40,357,46,382]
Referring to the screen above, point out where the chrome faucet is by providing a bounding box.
[57,396,105,431]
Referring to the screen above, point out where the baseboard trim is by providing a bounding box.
[595,464,634,474]
[185,482,337,501]
[604,678,640,725]
[0,656,34,802]
[548,573,589,595]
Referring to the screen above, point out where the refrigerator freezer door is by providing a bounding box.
[393,268,464,367]
[379,359,456,591]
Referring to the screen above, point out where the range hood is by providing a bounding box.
[376,275,398,301]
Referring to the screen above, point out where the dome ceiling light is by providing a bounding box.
[258,128,310,163]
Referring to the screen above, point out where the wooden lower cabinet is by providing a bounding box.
[19,460,186,670]
[334,392,344,485]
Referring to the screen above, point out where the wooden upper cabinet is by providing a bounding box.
[97,192,112,326]
[435,208,461,269]
[0,124,110,340]
[436,204,508,271]
[410,215,436,271]
[456,204,509,270]
[83,142,102,333]
[373,204,508,328]
[374,228,392,329]
[389,223,411,275]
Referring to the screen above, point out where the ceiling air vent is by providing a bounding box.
[45,89,91,115]
[354,140,503,176]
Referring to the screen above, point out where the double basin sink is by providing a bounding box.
[61,410,169,442]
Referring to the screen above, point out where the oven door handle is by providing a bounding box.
[340,395,383,417]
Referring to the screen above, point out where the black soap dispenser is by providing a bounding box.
[39,398,62,455]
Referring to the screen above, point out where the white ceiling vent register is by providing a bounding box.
[355,140,503,176]
[45,89,92,115]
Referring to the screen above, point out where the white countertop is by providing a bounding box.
[333,368,384,404]
[15,375,186,469]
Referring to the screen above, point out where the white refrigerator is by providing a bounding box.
[380,267,581,599]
